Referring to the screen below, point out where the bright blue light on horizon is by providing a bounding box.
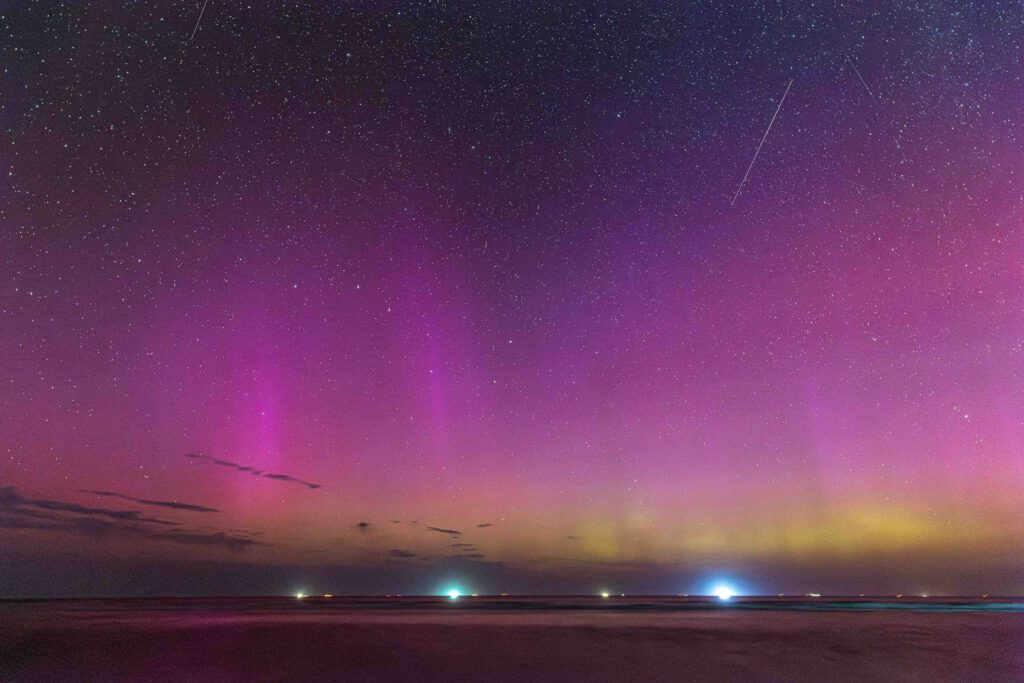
[441,584,468,600]
[713,584,735,601]
[701,578,746,601]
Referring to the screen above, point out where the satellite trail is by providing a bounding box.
[730,79,793,206]
[189,0,210,41]
[844,53,908,162]
[845,53,879,105]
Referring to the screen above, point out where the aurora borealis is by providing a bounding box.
[2,1,1023,597]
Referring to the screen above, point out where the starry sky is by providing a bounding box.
[2,1,1023,597]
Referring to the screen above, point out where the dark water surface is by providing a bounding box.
[3,597,1023,681]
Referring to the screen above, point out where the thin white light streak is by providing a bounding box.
[845,53,908,162]
[190,0,210,41]
[730,78,793,206]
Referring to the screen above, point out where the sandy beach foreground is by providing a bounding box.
[2,597,1022,681]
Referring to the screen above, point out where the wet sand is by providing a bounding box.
[2,598,1022,681]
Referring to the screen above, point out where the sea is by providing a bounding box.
[2,596,1022,681]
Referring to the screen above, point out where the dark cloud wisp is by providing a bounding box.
[184,453,321,489]
[0,487,265,552]
[1,486,176,526]
[80,490,219,513]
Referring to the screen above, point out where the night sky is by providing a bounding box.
[2,1,1023,598]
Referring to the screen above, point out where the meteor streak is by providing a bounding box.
[730,78,793,206]
[845,53,908,162]
[189,0,210,41]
